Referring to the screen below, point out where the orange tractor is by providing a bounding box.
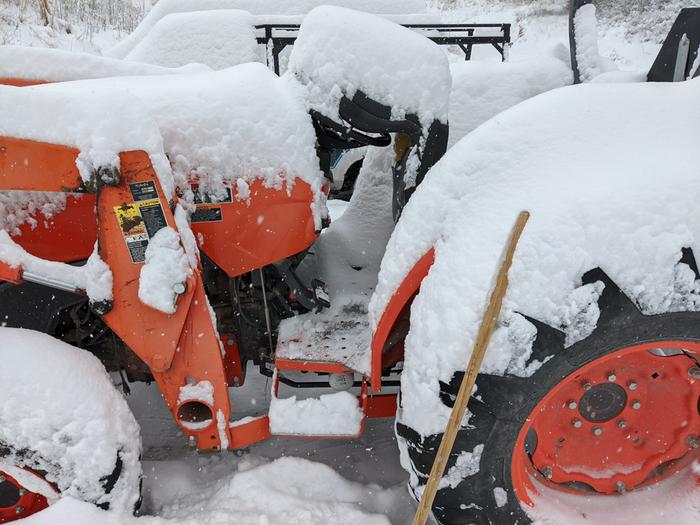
[1,4,699,525]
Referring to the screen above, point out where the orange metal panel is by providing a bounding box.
[370,248,435,392]
[0,260,22,284]
[11,195,96,263]
[0,136,83,192]
[364,393,397,419]
[0,78,47,87]
[191,179,318,278]
[229,416,271,449]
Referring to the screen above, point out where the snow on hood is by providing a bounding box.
[287,6,451,127]
[106,0,427,59]
[0,83,175,197]
[125,10,262,70]
[369,78,700,436]
[26,64,326,226]
[0,45,208,83]
[0,328,141,511]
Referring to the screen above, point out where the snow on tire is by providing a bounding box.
[397,267,700,524]
[0,328,141,520]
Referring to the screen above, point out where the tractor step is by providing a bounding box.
[275,299,372,375]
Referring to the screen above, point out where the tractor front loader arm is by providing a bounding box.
[0,137,240,450]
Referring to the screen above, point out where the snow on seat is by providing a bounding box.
[369,78,700,437]
[0,45,207,84]
[33,63,326,225]
[125,10,262,70]
[287,6,451,129]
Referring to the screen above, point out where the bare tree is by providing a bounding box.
[38,0,50,26]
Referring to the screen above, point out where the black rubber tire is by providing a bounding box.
[397,265,700,524]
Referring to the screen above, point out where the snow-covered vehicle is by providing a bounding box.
[0,3,699,524]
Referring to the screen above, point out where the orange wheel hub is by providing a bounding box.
[0,468,50,523]
[512,342,700,506]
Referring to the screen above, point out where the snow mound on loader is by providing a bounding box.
[0,46,207,83]
[0,328,141,511]
[125,10,261,70]
[106,0,426,59]
[370,78,700,437]
[287,6,451,127]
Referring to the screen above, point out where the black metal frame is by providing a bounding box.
[255,23,512,75]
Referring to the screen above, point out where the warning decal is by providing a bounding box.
[190,184,231,223]
[115,192,168,263]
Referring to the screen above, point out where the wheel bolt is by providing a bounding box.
[632,401,641,410]
[583,382,592,391]
[541,466,553,479]
[607,373,617,382]
[628,381,638,390]
[617,419,627,428]
[687,435,699,449]
[615,481,627,494]
[568,400,577,409]
[0,475,5,483]
[18,488,27,496]
[593,426,603,436]
[15,506,24,514]
[573,419,582,428]
[689,367,700,379]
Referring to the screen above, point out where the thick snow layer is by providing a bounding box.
[574,4,604,82]
[21,457,392,525]
[287,6,451,127]
[125,10,262,70]
[0,84,175,198]
[33,64,326,225]
[0,328,141,511]
[106,0,426,59]
[269,390,364,436]
[448,52,572,147]
[139,227,192,314]
[0,46,207,83]
[370,79,700,437]
[0,231,113,303]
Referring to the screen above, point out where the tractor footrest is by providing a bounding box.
[275,300,372,375]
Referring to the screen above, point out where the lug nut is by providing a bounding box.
[583,382,592,391]
[173,282,186,295]
[687,435,699,449]
[617,419,627,428]
[0,475,5,483]
[689,367,700,379]
[573,419,582,428]
[628,381,638,390]
[541,466,553,479]
[632,401,641,410]
[568,400,577,409]
[18,488,27,496]
[615,481,627,494]
[593,426,603,436]
[607,373,617,382]
[15,506,24,514]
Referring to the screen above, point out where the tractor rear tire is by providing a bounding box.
[397,268,700,524]
[0,328,142,521]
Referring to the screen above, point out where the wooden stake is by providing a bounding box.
[411,211,530,525]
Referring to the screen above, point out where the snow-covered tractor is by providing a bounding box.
[0,3,699,524]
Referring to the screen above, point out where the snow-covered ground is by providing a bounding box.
[1,1,697,524]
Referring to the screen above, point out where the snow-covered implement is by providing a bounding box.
[0,3,699,524]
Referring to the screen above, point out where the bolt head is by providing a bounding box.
[689,367,700,379]
[628,381,638,390]
[687,435,699,449]
[567,400,577,409]
[632,401,641,410]
[0,475,5,483]
[15,506,24,514]
[541,466,553,479]
[573,419,582,428]
[615,481,627,494]
[617,419,627,428]
[593,426,603,436]
[18,489,27,496]
[173,282,186,295]
[583,382,592,391]
[607,373,617,382]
